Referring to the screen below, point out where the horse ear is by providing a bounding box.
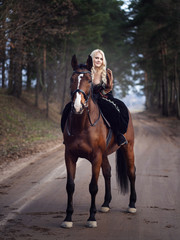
[86,55,93,71]
[71,54,78,70]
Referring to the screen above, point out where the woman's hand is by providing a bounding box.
[107,68,113,77]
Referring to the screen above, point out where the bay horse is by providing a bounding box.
[61,55,137,228]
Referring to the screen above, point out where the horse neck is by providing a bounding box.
[87,96,99,122]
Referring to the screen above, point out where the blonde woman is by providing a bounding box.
[90,49,129,146]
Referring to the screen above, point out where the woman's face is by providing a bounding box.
[93,52,103,68]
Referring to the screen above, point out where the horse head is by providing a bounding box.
[70,55,93,114]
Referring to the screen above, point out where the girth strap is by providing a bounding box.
[106,128,112,147]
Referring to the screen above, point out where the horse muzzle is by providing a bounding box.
[71,88,89,114]
[72,102,85,114]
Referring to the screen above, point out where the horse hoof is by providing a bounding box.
[61,221,73,228]
[100,207,110,213]
[86,221,97,228]
[128,207,137,213]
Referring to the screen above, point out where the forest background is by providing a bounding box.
[0,0,180,118]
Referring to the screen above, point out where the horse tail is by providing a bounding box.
[116,148,129,194]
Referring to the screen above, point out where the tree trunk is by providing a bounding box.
[60,57,69,114]
[144,71,149,109]
[161,44,169,116]
[1,43,6,88]
[8,45,15,94]
[13,48,22,98]
[43,45,48,118]
[0,14,6,89]
[158,74,162,109]
[13,51,22,98]
[7,38,23,98]
[60,40,69,114]
[26,61,31,91]
[35,58,41,107]
[174,54,180,119]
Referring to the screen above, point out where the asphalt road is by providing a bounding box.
[0,112,180,240]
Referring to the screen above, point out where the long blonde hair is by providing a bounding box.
[90,49,107,84]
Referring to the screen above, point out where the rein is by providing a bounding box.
[86,104,100,127]
[67,69,101,136]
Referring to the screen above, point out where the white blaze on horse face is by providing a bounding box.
[74,74,83,113]
[77,74,83,89]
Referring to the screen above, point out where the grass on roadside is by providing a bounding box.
[0,91,62,162]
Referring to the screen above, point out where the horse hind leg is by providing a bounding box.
[61,154,77,228]
[127,162,137,213]
[100,156,112,213]
[116,146,137,213]
[124,144,137,213]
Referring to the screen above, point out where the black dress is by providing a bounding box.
[92,84,129,135]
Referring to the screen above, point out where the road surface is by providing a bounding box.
[0,112,180,240]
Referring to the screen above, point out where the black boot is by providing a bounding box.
[116,133,128,146]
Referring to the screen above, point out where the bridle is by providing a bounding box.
[67,69,100,136]
[71,70,92,107]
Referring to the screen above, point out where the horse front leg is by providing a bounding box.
[61,152,77,228]
[101,155,112,213]
[87,154,102,228]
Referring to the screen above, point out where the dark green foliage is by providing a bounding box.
[0,0,179,117]
[128,0,180,117]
